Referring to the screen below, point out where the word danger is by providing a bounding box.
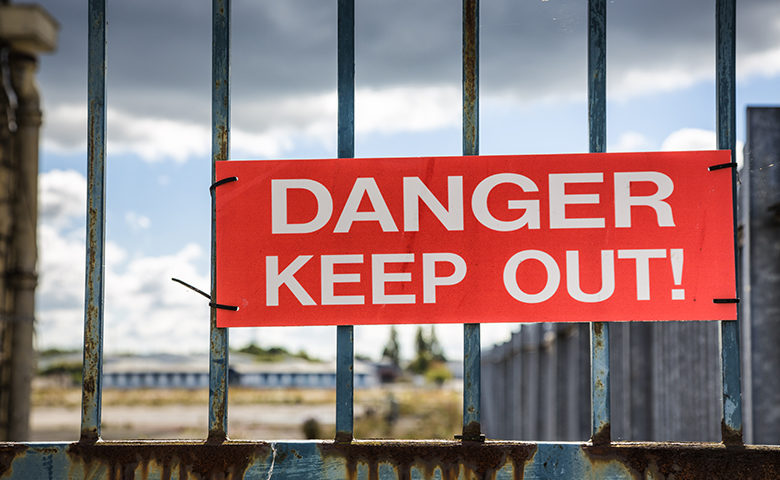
[214,152,736,326]
[271,171,673,234]
[265,248,685,307]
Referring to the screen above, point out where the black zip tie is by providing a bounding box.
[172,277,210,299]
[708,162,737,171]
[210,176,238,193]
[713,298,740,304]
[209,302,239,311]
[171,278,239,311]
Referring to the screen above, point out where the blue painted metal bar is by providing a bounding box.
[335,0,355,443]
[2,441,780,478]
[716,0,743,445]
[587,0,610,445]
[461,0,482,442]
[81,0,107,443]
[209,0,231,442]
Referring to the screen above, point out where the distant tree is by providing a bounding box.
[425,362,453,386]
[235,343,318,362]
[408,326,431,374]
[428,326,446,363]
[382,325,401,368]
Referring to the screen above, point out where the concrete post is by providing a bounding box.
[5,52,42,441]
[0,3,57,441]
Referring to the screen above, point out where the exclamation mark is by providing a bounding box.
[671,248,684,300]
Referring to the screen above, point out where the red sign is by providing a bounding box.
[215,151,736,327]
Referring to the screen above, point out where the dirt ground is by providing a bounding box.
[30,384,462,442]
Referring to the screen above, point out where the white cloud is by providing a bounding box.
[37,221,212,354]
[42,85,463,163]
[661,127,744,168]
[125,211,151,231]
[740,46,780,78]
[610,132,651,152]
[609,68,707,101]
[39,169,87,228]
[107,110,210,163]
[661,128,716,151]
[355,85,460,135]
[36,169,211,353]
[41,104,87,155]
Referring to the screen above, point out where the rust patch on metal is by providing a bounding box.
[584,442,780,480]
[0,444,27,477]
[721,419,744,446]
[82,375,95,396]
[217,126,229,162]
[335,431,353,444]
[592,322,604,337]
[67,441,271,480]
[460,421,484,443]
[79,429,99,445]
[320,441,537,480]
[590,423,611,446]
[206,431,228,445]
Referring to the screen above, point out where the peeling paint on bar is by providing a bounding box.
[81,0,106,444]
[461,0,482,443]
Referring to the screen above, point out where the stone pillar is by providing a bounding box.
[5,52,42,442]
[0,3,57,441]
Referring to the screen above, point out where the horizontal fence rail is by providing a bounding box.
[2,441,780,479]
[3,0,780,478]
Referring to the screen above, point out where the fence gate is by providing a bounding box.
[2,0,780,478]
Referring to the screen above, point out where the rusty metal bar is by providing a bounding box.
[2,440,780,478]
[715,0,743,446]
[209,0,230,442]
[335,0,355,443]
[80,0,106,443]
[461,0,482,443]
[588,0,610,445]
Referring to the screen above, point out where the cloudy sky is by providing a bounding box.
[32,0,780,360]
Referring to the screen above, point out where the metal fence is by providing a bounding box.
[482,322,723,442]
[2,0,780,478]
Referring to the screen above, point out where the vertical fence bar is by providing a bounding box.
[587,0,610,445]
[209,0,230,442]
[80,0,106,444]
[335,0,355,443]
[716,0,743,445]
[461,0,483,442]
